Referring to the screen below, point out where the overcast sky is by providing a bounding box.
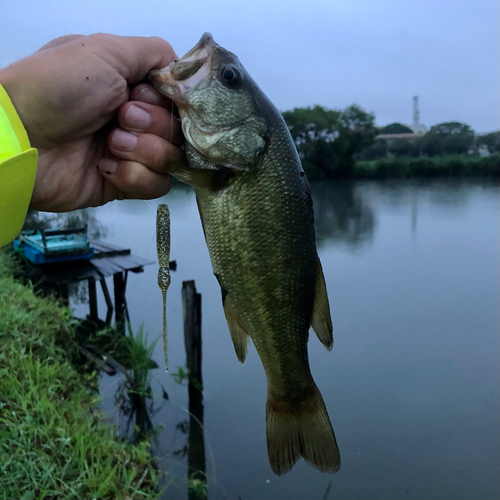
[1,0,498,132]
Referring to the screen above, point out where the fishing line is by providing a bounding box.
[155,398,222,498]
[143,199,156,213]
[153,95,177,372]
[128,94,178,372]
[175,403,218,489]
[126,199,156,302]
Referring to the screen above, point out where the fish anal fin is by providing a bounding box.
[266,385,341,475]
[311,257,333,351]
[222,296,250,364]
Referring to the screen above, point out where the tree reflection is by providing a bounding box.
[22,208,107,240]
[311,180,376,249]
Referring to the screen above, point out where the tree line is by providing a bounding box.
[281,105,499,179]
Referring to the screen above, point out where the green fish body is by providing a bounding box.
[150,33,340,475]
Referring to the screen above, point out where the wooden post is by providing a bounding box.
[88,277,98,320]
[182,281,202,392]
[182,280,206,500]
[100,279,114,325]
[113,272,126,335]
[57,283,69,305]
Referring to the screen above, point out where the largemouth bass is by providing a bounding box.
[149,33,340,475]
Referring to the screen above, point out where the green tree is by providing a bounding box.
[476,131,500,154]
[421,121,474,156]
[282,105,377,179]
[379,122,413,134]
[388,138,421,157]
[356,139,388,160]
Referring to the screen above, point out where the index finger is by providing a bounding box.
[87,34,178,84]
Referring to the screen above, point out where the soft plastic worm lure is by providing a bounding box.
[156,204,171,372]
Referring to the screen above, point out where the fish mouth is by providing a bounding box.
[148,32,217,106]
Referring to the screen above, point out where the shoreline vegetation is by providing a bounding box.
[0,250,161,500]
[281,105,500,181]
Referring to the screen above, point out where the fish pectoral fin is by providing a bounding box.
[169,161,234,190]
[218,162,250,172]
[222,296,250,364]
[311,257,334,351]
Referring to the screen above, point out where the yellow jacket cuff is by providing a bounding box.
[0,84,38,247]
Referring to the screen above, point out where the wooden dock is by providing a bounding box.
[23,240,156,330]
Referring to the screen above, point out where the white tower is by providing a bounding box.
[413,96,419,128]
[410,96,427,135]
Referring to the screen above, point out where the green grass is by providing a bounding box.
[0,249,161,499]
[120,326,160,399]
[353,153,500,178]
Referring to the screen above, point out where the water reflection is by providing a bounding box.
[115,383,156,442]
[310,181,376,249]
[170,387,207,500]
[359,178,497,209]
[23,207,108,240]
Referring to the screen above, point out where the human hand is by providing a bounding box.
[0,33,184,212]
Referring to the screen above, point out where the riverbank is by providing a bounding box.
[353,153,499,179]
[0,250,161,499]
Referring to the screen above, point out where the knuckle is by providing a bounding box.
[150,138,171,168]
[87,33,113,45]
[122,161,142,188]
[150,36,173,52]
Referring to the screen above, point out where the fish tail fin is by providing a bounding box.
[266,385,340,475]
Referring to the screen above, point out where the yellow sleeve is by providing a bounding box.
[0,84,38,248]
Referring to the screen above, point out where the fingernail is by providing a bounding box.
[111,129,138,152]
[138,85,160,100]
[125,104,151,129]
[99,158,118,175]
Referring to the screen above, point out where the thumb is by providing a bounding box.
[88,34,178,84]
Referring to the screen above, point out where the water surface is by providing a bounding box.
[71,179,499,500]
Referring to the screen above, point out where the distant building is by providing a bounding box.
[478,145,491,157]
[376,96,427,140]
[376,132,422,140]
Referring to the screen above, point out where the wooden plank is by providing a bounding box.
[103,355,128,375]
[113,272,126,335]
[22,240,153,291]
[92,259,124,277]
[88,277,98,320]
[100,279,114,325]
[32,261,102,285]
[89,240,131,257]
[78,346,116,375]
[91,255,153,277]
[114,254,155,268]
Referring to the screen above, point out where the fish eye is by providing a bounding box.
[223,69,235,81]
[220,65,241,87]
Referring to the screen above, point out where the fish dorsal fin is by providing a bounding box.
[222,296,250,363]
[311,257,333,351]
